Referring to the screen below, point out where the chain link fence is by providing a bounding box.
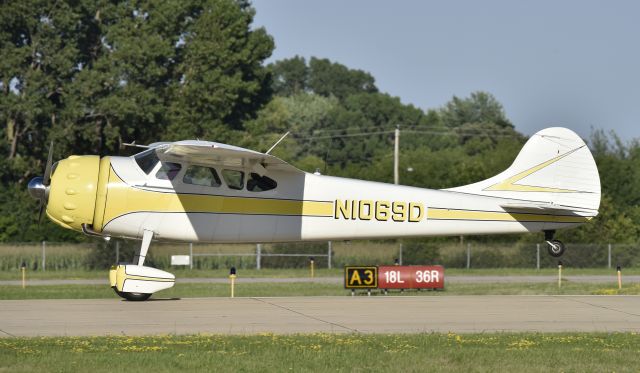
[0,240,638,271]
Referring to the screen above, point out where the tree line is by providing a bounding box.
[1,0,638,245]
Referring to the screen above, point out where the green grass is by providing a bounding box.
[2,281,639,300]
[1,333,639,372]
[446,267,640,275]
[0,268,341,281]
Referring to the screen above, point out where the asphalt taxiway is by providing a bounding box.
[1,295,639,337]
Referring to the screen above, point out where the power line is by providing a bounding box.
[293,130,395,141]
[403,129,522,138]
[301,124,522,136]
[290,128,522,142]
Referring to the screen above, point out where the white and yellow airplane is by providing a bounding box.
[28,127,600,300]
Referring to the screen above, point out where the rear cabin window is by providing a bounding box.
[155,162,182,181]
[222,169,244,190]
[183,165,221,187]
[247,173,277,192]
[134,149,159,174]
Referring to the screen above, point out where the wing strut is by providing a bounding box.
[266,131,290,155]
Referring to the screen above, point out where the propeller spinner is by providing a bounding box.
[27,141,54,221]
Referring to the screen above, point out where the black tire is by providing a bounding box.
[547,239,566,257]
[122,292,152,301]
[112,288,151,301]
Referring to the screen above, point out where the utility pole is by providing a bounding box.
[394,125,400,185]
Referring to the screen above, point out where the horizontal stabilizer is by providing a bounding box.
[500,202,596,215]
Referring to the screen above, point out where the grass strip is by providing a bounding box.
[2,267,640,281]
[1,282,639,300]
[1,333,639,372]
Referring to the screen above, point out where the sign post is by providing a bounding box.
[558,261,563,289]
[229,267,237,298]
[617,265,622,290]
[309,257,315,278]
[21,261,26,289]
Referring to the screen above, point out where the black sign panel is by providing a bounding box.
[344,266,378,289]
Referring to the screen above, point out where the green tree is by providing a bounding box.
[269,56,378,101]
[165,0,274,141]
[308,57,377,100]
[0,0,274,241]
[440,91,513,129]
[270,55,308,96]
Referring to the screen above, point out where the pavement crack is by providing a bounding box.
[558,296,640,317]
[0,328,17,337]
[250,298,359,333]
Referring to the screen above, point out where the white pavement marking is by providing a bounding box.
[0,295,639,337]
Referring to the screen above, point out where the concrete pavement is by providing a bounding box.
[1,295,639,337]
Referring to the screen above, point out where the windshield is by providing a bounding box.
[133,149,160,174]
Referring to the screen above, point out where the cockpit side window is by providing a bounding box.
[247,173,277,192]
[156,162,182,181]
[222,169,244,190]
[134,149,159,174]
[183,165,221,187]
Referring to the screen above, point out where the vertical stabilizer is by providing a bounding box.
[447,127,601,214]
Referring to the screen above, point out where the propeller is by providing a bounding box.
[43,140,54,186]
[28,141,54,222]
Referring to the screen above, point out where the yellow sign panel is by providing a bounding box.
[344,266,378,289]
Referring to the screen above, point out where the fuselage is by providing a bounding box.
[44,153,592,243]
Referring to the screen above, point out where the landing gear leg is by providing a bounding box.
[109,230,164,301]
[544,230,566,257]
[133,229,153,266]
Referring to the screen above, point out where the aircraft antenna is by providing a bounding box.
[265,131,290,155]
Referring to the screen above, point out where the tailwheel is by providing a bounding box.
[546,239,566,257]
[113,288,151,301]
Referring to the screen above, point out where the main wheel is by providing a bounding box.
[112,288,151,301]
[547,239,566,257]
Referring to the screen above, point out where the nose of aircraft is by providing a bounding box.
[43,155,101,231]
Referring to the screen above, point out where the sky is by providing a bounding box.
[252,0,640,141]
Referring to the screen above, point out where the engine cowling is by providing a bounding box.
[46,155,100,231]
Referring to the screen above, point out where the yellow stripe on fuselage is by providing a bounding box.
[100,168,334,229]
[428,208,591,223]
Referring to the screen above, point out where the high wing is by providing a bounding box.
[151,140,303,175]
